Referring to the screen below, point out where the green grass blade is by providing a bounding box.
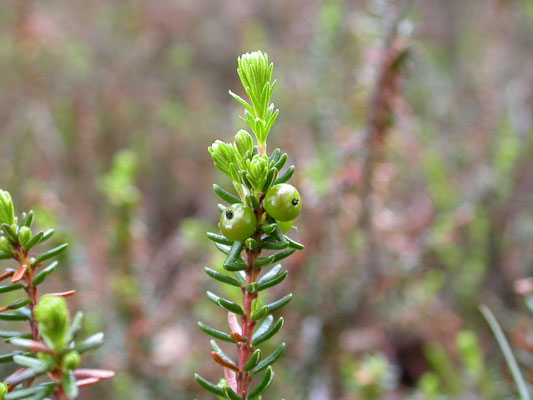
[480,304,531,400]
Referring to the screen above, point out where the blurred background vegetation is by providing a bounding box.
[1,0,533,398]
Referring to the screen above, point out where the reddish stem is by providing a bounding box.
[13,247,39,389]
[236,204,264,398]
[19,257,39,340]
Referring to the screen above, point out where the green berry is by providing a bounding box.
[63,351,81,370]
[264,184,302,222]
[220,204,257,241]
[279,220,293,234]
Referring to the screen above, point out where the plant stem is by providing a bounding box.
[54,385,66,400]
[24,268,39,341]
[17,256,39,340]
[15,248,39,388]
[237,208,263,398]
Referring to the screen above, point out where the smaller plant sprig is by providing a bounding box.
[0,190,114,399]
[196,51,303,400]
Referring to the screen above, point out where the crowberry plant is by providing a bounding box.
[195,51,303,399]
[0,190,113,399]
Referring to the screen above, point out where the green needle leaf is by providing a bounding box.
[32,261,59,286]
[198,322,235,343]
[229,90,254,114]
[269,148,281,164]
[257,271,288,291]
[13,355,49,370]
[194,374,225,396]
[74,332,104,353]
[244,349,262,371]
[204,268,242,287]
[272,153,288,171]
[34,243,68,265]
[62,370,79,399]
[251,305,269,322]
[258,223,277,234]
[207,232,234,246]
[0,283,23,294]
[22,210,34,228]
[22,231,43,251]
[260,240,289,250]
[251,343,286,374]
[253,317,284,346]
[252,315,273,341]
[224,241,245,265]
[274,165,295,185]
[218,298,244,315]
[206,291,222,305]
[234,270,246,284]
[285,235,304,250]
[0,351,25,364]
[259,264,282,284]
[40,229,55,243]
[261,167,278,193]
[2,224,18,244]
[266,294,293,313]
[213,184,241,204]
[0,331,31,339]
[206,291,244,314]
[224,387,244,400]
[4,384,55,400]
[256,247,295,266]
[0,313,29,321]
[4,298,31,310]
[214,243,232,255]
[224,262,248,272]
[270,248,296,264]
[248,366,274,399]
[65,312,84,343]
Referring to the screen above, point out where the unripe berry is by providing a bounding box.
[63,351,81,370]
[264,184,302,222]
[279,220,293,234]
[220,204,257,242]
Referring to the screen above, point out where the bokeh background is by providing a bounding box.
[1,0,533,398]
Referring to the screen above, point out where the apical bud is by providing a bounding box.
[237,51,272,103]
[0,190,15,226]
[234,130,253,159]
[245,155,269,190]
[18,226,32,245]
[208,140,241,180]
[0,382,7,398]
